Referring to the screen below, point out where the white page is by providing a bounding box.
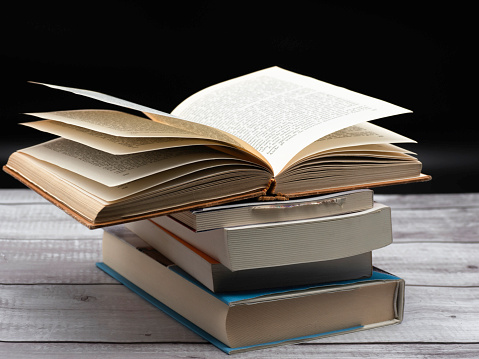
[29,82,179,119]
[281,122,416,169]
[172,67,411,175]
[318,143,416,156]
[19,138,242,187]
[22,120,219,154]
[24,110,204,138]
[27,88,267,164]
[31,69,411,175]
[22,156,255,202]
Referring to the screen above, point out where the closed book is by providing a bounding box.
[100,225,405,354]
[151,203,392,271]
[170,189,374,232]
[124,220,372,292]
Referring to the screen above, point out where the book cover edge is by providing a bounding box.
[3,164,431,229]
[95,262,364,354]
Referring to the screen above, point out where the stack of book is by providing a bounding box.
[100,188,404,354]
[3,67,430,354]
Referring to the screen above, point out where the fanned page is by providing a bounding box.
[12,155,258,202]
[30,69,411,176]
[21,110,221,155]
[281,121,416,170]
[171,67,411,176]
[18,138,249,187]
[29,83,270,166]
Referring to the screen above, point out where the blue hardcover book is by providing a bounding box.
[99,225,405,354]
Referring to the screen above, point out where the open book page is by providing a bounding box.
[11,154,262,202]
[281,122,416,169]
[23,110,207,137]
[18,138,254,187]
[30,84,270,167]
[29,82,179,119]
[22,119,220,155]
[171,67,412,176]
[145,113,268,165]
[317,144,416,158]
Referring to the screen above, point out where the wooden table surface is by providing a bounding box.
[1,189,478,358]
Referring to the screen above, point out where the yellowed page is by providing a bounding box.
[307,145,417,160]
[30,72,412,176]
[20,156,257,202]
[22,119,219,154]
[19,138,243,187]
[318,143,416,156]
[282,122,416,169]
[29,84,269,167]
[29,82,179,118]
[145,112,269,166]
[171,67,412,175]
[24,110,206,138]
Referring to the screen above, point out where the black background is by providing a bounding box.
[1,1,475,193]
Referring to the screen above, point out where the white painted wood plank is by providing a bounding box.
[373,243,479,286]
[2,189,479,209]
[1,285,478,343]
[320,286,479,344]
[0,239,116,284]
[0,189,48,204]
[2,240,478,286]
[375,193,479,209]
[390,207,479,243]
[0,204,102,239]
[0,284,202,343]
[2,192,478,243]
[2,200,478,243]
[1,190,477,358]
[1,343,478,359]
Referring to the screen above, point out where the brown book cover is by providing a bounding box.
[3,165,430,229]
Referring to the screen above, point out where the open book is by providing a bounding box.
[3,67,430,228]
